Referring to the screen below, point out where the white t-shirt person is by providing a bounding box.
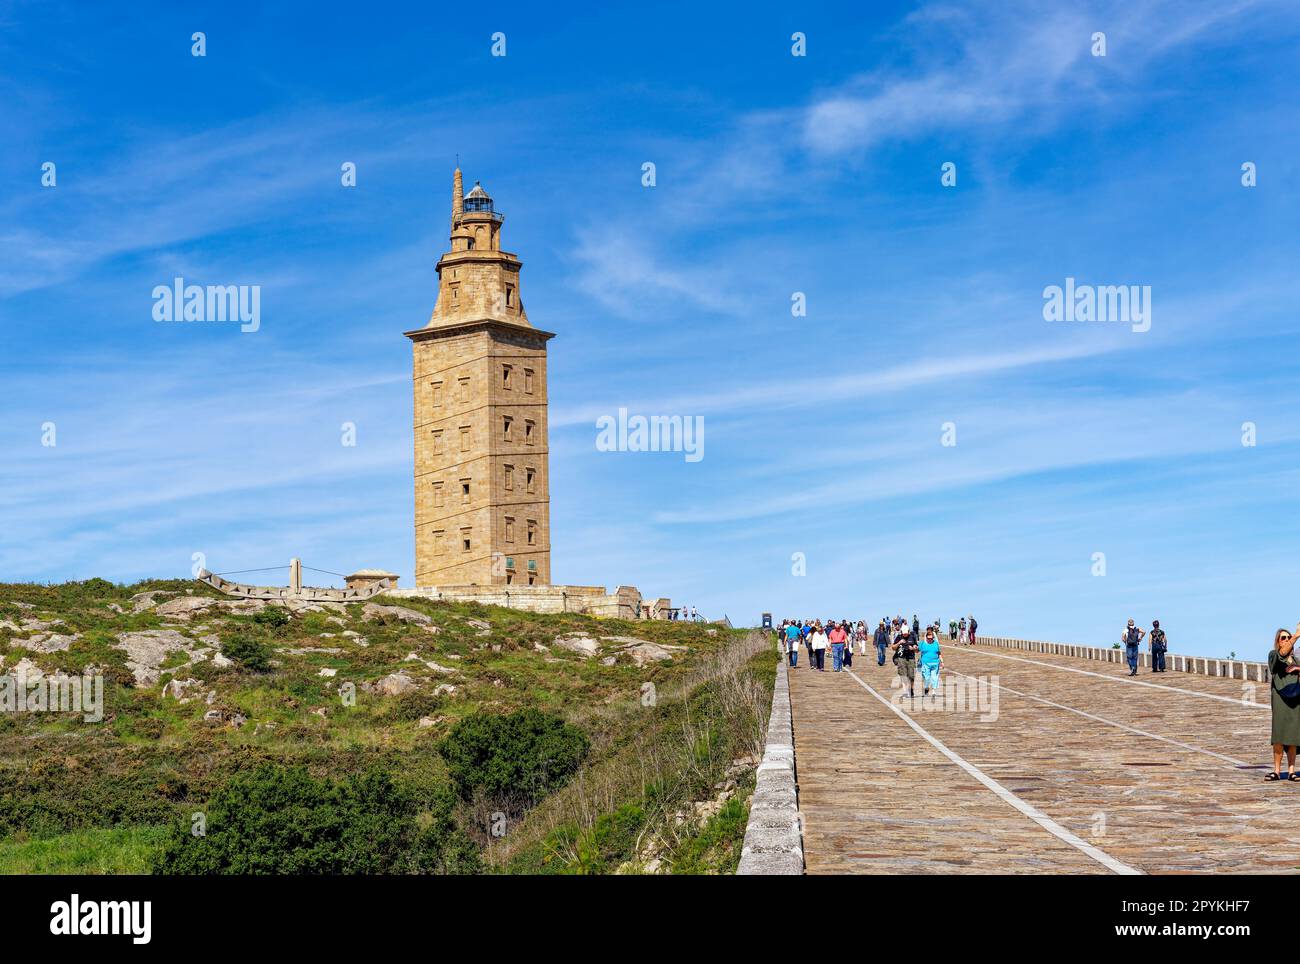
[810,630,828,651]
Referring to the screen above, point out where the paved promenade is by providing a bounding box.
[789,642,1296,874]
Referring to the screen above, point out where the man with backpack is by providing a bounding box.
[1122,619,1145,676]
[968,615,978,646]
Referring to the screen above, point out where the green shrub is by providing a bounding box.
[437,708,588,813]
[252,607,291,630]
[152,764,480,874]
[221,635,272,673]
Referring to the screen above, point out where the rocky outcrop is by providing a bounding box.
[362,604,439,632]
[114,630,198,686]
[14,633,78,653]
[362,672,418,696]
[553,634,599,657]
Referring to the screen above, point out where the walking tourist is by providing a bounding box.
[1267,626,1300,781]
[958,616,967,644]
[1122,619,1145,675]
[784,620,801,667]
[968,614,978,645]
[919,628,942,696]
[1149,620,1167,673]
[874,619,889,666]
[829,621,848,672]
[949,618,957,640]
[893,627,918,698]
[810,623,828,671]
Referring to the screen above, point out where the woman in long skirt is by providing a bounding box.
[1266,626,1300,781]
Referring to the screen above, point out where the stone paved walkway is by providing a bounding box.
[789,643,1297,874]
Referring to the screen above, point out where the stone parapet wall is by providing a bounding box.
[383,583,659,620]
[737,656,803,875]
[976,635,1269,683]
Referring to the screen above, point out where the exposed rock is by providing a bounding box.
[8,657,43,679]
[341,630,360,638]
[706,628,719,636]
[154,597,217,619]
[129,590,176,613]
[533,642,549,652]
[601,656,617,667]
[19,618,59,633]
[433,683,457,697]
[326,616,347,627]
[362,672,418,696]
[362,603,433,627]
[203,708,245,727]
[16,633,78,653]
[212,653,233,668]
[427,660,458,675]
[156,597,268,620]
[106,603,124,614]
[621,642,678,667]
[317,667,337,678]
[417,716,438,728]
[285,600,346,614]
[114,630,197,686]
[0,620,19,632]
[553,634,599,657]
[12,602,34,610]
[466,618,491,631]
[164,677,201,700]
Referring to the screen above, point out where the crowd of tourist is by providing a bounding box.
[776,614,976,697]
[776,613,1300,783]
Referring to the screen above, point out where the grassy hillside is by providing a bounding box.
[0,579,774,874]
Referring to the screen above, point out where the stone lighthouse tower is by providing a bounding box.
[405,169,553,587]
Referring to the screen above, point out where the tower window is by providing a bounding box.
[431,428,444,454]
[458,377,470,402]
[528,573,536,586]
[432,380,444,406]
[461,479,471,503]
[433,481,444,508]
[460,426,471,452]
[527,520,537,546]
[502,364,512,389]
[504,464,514,490]
[524,369,534,394]
[527,560,537,571]
[503,415,513,441]
[461,527,472,552]
[450,284,460,302]
[432,529,445,553]
[525,467,535,493]
[505,517,515,542]
[525,420,535,445]
[505,285,515,308]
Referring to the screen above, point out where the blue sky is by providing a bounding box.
[2,0,1298,656]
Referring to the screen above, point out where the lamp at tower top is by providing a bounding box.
[463,181,495,214]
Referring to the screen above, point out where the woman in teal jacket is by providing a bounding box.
[918,629,943,697]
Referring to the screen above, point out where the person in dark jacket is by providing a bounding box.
[1149,620,1167,673]
[874,620,889,666]
[1266,626,1300,781]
